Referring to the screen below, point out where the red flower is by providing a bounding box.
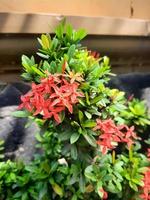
[140,168,150,200]
[147,149,150,159]
[94,119,139,154]
[89,50,100,59]
[19,74,84,123]
[99,188,108,199]
[128,94,134,102]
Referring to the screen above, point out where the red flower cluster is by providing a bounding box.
[94,119,138,154]
[140,168,150,200]
[19,74,84,123]
[88,50,100,59]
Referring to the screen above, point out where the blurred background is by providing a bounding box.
[0,0,150,82]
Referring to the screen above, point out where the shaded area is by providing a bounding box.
[0,82,39,162]
[0,34,150,82]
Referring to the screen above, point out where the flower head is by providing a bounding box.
[19,74,84,123]
[140,168,150,200]
[94,119,139,154]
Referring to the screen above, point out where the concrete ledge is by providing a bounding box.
[0,12,150,36]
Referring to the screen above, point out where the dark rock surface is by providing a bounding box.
[108,73,150,115]
[108,73,150,100]
[0,82,39,163]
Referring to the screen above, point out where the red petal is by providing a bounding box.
[53,113,61,123]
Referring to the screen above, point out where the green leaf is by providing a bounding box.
[66,24,73,39]
[22,55,34,73]
[138,167,148,173]
[114,103,127,111]
[131,178,144,187]
[35,133,43,142]
[103,56,110,66]
[82,120,96,128]
[125,173,131,181]
[71,121,80,127]
[0,155,4,159]
[74,29,87,41]
[57,62,63,73]
[71,194,78,200]
[78,110,84,123]
[113,179,122,191]
[41,34,51,49]
[97,181,103,198]
[50,61,57,73]
[13,191,22,198]
[83,132,97,147]
[78,99,86,106]
[85,92,90,105]
[79,174,85,193]
[84,111,92,119]
[114,161,124,173]
[51,38,59,51]
[107,181,119,193]
[39,183,48,200]
[55,22,64,39]
[21,73,32,81]
[42,161,51,174]
[85,165,97,182]
[59,131,71,141]
[67,44,76,60]
[91,95,102,104]
[31,65,45,77]
[37,52,49,59]
[129,181,138,191]
[70,133,80,144]
[0,140,4,146]
[52,183,63,197]
[43,61,51,72]
[71,145,78,160]
[21,192,28,200]
[12,110,30,118]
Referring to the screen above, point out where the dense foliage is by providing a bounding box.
[0,22,150,200]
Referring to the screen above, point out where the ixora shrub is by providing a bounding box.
[0,22,150,200]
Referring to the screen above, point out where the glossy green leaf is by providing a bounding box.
[83,132,97,147]
[70,133,80,144]
[66,24,73,39]
[31,65,45,77]
[41,34,51,49]
[79,174,85,193]
[12,110,30,118]
[52,183,63,197]
[78,110,84,123]
[71,145,78,160]
[84,111,92,119]
[82,120,96,128]
[67,44,76,60]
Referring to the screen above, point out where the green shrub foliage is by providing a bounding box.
[0,22,150,200]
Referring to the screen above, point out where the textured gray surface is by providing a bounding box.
[0,82,39,162]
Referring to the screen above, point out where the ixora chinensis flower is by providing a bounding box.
[19,74,84,123]
[1,22,150,200]
[94,119,139,154]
